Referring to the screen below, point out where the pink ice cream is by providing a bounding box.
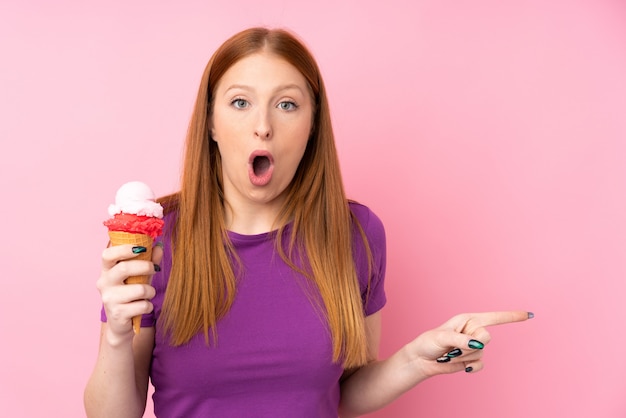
[103,181,164,239]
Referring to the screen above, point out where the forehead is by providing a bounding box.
[216,52,309,92]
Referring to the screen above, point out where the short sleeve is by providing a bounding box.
[350,202,387,316]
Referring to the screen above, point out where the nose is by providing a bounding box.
[254,109,272,140]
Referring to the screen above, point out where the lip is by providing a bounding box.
[248,150,274,186]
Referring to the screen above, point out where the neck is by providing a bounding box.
[223,198,285,235]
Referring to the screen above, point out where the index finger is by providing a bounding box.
[471,311,534,327]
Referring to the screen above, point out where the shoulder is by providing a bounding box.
[348,201,386,243]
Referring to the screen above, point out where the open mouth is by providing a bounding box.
[248,151,274,186]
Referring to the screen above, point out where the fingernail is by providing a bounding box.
[436,356,451,363]
[154,264,161,272]
[465,366,473,373]
[446,348,462,358]
[468,339,484,350]
[154,241,164,249]
[528,312,535,319]
[132,246,147,254]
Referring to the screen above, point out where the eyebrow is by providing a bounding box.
[224,83,305,96]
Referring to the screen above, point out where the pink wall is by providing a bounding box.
[1,1,625,417]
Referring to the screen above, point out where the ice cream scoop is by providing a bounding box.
[108,180,164,218]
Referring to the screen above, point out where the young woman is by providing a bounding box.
[85,27,532,418]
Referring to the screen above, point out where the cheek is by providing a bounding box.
[212,109,243,141]
[213,121,248,154]
[286,134,310,170]
[291,117,313,145]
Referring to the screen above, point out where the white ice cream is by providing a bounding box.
[107,181,164,218]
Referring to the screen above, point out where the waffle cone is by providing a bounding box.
[107,230,154,334]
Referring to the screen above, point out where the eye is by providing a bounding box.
[278,101,298,111]
[231,98,249,109]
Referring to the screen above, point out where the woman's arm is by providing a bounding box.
[339,311,420,417]
[84,324,155,418]
[338,310,532,417]
[84,243,162,418]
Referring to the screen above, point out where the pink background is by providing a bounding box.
[1,1,625,417]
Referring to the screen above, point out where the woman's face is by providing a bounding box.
[211,51,313,216]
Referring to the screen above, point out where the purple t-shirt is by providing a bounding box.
[103,202,386,417]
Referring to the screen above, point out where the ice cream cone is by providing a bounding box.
[104,181,164,334]
[108,230,154,334]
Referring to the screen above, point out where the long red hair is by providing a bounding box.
[159,27,371,368]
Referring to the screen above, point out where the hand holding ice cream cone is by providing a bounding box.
[103,181,164,334]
